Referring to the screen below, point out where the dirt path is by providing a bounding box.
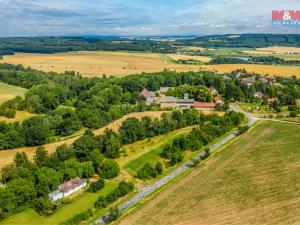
[0,111,165,169]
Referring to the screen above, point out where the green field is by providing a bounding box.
[122,126,195,175]
[0,82,27,104]
[1,182,117,225]
[119,121,300,225]
[239,102,300,122]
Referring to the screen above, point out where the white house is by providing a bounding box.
[49,190,63,202]
[48,177,87,202]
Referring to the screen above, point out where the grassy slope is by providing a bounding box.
[118,121,300,225]
[121,126,196,174]
[0,182,117,225]
[0,82,27,104]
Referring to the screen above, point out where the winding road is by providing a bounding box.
[92,105,257,225]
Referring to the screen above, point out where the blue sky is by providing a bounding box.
[0,0,299,37]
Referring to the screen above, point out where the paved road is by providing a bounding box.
[93,106,256,225]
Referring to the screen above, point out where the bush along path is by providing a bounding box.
[92,105,256,224]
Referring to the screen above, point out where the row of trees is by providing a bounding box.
[161,111,244,166]
[94,181,135,209]
[137,162,163,180]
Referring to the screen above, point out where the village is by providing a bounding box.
[140,71,277,111]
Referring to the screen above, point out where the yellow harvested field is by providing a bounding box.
[0,111,165,169]
[1,51,201,77]
[0,111,35,123]
[0,93,15,104]
[177,46,206,51]
[246,46,300,54]
[202,64,300,77]
[167,54,212,62]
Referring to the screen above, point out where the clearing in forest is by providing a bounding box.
[118,121,300,225]
[0,82,27,104]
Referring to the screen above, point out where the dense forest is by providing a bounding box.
[178,34,300,48]
[0,37,176,55]
[209,55,300,66]
[0,34,300,56]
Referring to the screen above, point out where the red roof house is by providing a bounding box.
[240,78,256,86]
[213,96,223,104]
[194,102,216,110]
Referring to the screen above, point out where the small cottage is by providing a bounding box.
[140,88,156,104]
[49,177,86,202]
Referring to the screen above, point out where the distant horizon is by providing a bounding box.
[1,33,300,39]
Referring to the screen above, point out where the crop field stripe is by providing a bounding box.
[118,121,300,225]
[146,121,264,225]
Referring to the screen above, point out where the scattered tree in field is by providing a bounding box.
[100,160,120,179]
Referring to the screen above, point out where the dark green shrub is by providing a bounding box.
[89,179,105,193]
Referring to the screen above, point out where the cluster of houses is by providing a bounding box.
[239,75,276,87]
[49,177,87,202]
[140,87,223,111]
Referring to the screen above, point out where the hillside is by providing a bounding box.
[178,34,300,48]
[118,121,300,225]
[0,35,300,57]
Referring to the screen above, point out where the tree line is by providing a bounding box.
[136,111,245,180]
[0,64,299,150]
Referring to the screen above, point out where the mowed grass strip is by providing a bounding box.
[118,121,300,225]
[0,182,117,225]
[121,126,197,174]
[0,82,27,104]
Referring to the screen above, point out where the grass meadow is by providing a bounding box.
[1,182,117,225]
[118,121,300,225]
[0,82,27,104]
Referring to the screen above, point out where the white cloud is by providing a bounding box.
[0,0,299,36]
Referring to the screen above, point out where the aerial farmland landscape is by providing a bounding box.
[0,1,300,225]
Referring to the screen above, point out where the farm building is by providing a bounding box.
[193,102,216,111]
[254,92,264,98]
[214,96,223,105]
[266,75,276,82]
[209,87,218,96]
[160,96,177,108]
[159,87,170,95]
[48,177,87,202]
[240,77,256,86]
[160,94,194,109]
[176,98,195,109]
[140,88,156,104]
[258,77,268,84]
